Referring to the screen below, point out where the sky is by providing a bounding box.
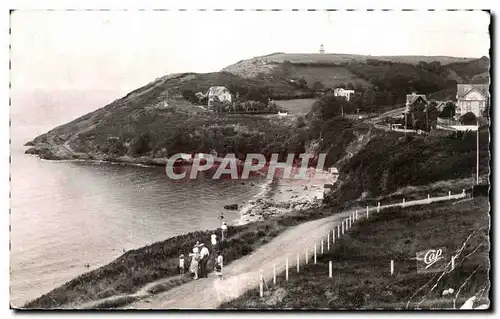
[10,10,491,98]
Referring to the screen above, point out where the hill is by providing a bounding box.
[324,127,490,209]
[223,53,489,105]
[25,52,489,164]
[223,53,476,70]
[220,197,490,309]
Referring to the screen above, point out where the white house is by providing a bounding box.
[207,86,232,107]
[456,84,489,118]
[333,88,355,101]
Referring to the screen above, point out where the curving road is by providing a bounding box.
[120,192,466,309]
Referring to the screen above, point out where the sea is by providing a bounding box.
[9,89,268,307]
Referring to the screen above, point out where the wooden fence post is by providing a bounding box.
[427,194,431,204]
[327,232,330,251]
[462,189,466,197]
[337,225,340,239]
[402,197,405,208]
[273,264,276,285]
[314,244,317,264]
[342,220,345,234]
[451,255,455,271]
[321,239,324,254]
[366,205,369,218]
[286,258,289,281]
[390,260,394,276]
[305,248,309,264]
[329,261,332,278]
[449,191,452,199]
[355,210,358,220]
[377,201,380,212]
[259,270,264,297]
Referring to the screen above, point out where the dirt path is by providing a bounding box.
[124,210,353,309]
[121,192,465,309]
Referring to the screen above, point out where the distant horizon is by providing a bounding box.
[11,10,490,93]
[247,51,484,59]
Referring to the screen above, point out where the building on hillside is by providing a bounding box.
[405,93,428,112]
[319,44,325,54]
[333,88,355,101]
[456,84,489,118]
[434,101,449,113]
[207,86,232,108]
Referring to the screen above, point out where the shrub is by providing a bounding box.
[460,112,478,125]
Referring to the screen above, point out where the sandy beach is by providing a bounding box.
[235,169,337,225]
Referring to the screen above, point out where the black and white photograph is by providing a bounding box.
[7,7,492,311]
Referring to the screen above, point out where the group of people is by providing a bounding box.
[179,223,228,281]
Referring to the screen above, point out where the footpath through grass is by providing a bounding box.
[220,197,490,309]
[23,205,334,309]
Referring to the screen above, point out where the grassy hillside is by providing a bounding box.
[23,117,364,309]
[274,99,316,115]
[224,53,475,69]
[325,127,490,208]
[23,219,293,308]
[220,197,490,309]
[26,52,488,163]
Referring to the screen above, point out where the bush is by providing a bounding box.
[460,112,478,125]
[127,133,152,156]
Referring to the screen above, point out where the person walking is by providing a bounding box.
[211,233,217,247]
[189,245,200,280]
[214,250,224,280]
[199,243,210,278]
[178,254,185,275]
[221,222,228,241]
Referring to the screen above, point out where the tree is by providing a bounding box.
[439,102,456,119]
[482,103,490,118]
[426,104,439,130]
[312,81,325,92]
[460,112,478,125]
[362,89,376,107]
[298,78,308,89]
[310,95,351,121]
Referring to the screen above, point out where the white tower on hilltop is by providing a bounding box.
[319,44,325,54]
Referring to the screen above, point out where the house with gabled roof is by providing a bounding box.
[456,84,489,118]
[207,86,232,108]
[333,88,355,101]
[405,93,428,112]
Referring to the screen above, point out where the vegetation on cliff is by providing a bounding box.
[325,127,490,208]
[220,197,490,309]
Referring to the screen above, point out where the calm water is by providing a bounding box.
[10,90,266,306]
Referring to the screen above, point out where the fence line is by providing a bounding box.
[256,190,467,298]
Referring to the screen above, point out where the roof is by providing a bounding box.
[207,86,230,96]
[406,94,428,105]
[457,84,489,99]
[334,88,355,94]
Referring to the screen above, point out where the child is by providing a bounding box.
[214,251,223,280]
[179,254,185,275]
[211,233,217,247]
[221,222,228,241]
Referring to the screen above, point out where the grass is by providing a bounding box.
[325,127,490,209]
[23,206,335,309]
[274,99,317,115]
[220,197,490,309]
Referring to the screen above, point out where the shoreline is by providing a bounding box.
[235,169,336,225]
[26,148,336,227]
